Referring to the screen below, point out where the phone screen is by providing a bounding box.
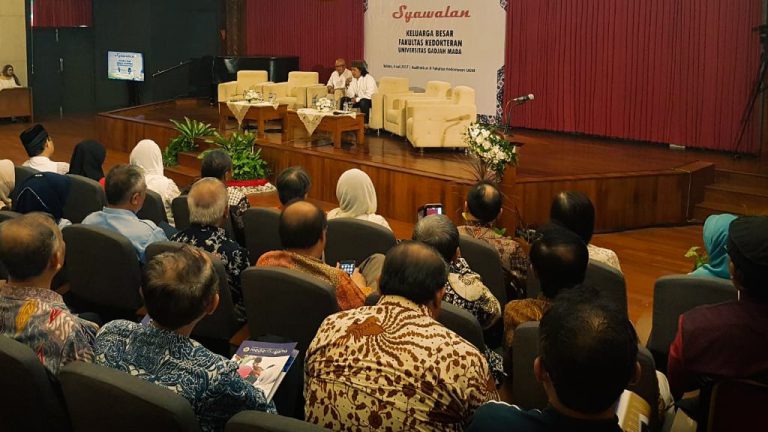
[426,205,443,216]
[340,260,356,276]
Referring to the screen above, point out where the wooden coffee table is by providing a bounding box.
[282,110,365,150]
[218,102,287,137]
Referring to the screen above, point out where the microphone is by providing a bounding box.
[512,94,535,104]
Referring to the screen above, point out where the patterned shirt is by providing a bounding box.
[588,243,622,272]
[503,297,551,350]
[171,224,249,321]
[94,320,276,432]
[305,295,498,431]
[0,284,97,375]
[227,187,250,231]
[458,225,530,299]
[256,250,370,311]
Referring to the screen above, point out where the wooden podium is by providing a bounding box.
[0,88,33,121]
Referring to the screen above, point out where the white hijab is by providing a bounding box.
[327,168,391,231]
[0,159,15,209]
[129,139,180,222]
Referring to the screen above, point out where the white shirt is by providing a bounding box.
[346,75,378,101]
[23,156,70,175]
[0,78,20,90]
[327,69,352,90]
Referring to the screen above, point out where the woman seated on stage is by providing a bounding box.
[328,168,391,231]
[0,65,21,90]
[341,60,377,124]
[69,139,107,184]
[130,139,181,225]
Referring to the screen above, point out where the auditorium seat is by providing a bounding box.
[218,70,271,103]
[405,86,477,149]
[12,165,38,198]
[459,234,507,305]
[369,76,411,131]
[242,207,282,265]
[60,361,201,432]
[137,189,169,225]
[385,80,451,136]
[706,379,768,432]
[63,174,107,224]
[262,71,324,109]
[0,335,70,432]
[225,411,330,432]
[171,195,191,230]
[324,218,397,266]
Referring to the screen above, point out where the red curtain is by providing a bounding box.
[32,0,93,28]
[505,0,763,153]
[244,0,364,83]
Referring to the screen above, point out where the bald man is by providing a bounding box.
[0,213,97,375]
[327,58,353,93]
[256,200,370,310]
[171,178,250,321]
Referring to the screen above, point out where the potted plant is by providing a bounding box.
[201,130,274,194]
[163,117,217,166]
[463,122,519,183]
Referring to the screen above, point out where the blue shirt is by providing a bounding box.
[82,207,167,261]
[467,402,622,432]
[94,320,276,432]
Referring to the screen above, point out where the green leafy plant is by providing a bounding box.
[200,131,270,180]
[163,117,216,166]
[685,246,709,270]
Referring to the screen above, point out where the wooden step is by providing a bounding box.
[165,164,199,189]
[714,170,768,190]
[693,200,767,221]
[703,183,768,210]
[178,151,202,171]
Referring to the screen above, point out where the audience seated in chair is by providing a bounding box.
[256,200,370,310]
[171,178,249,322]
[0,213,97,375]
[689,213,737,280]
[82,164,167,262]
[304,241,497,430]
[468,287,640,432]
[130,139,181,225]
[550,191,621,272]
[68,139,107,183]
[94,245,276,431]
[275,166,311,207]
[459,181,529,299]
[201,150,251,234]
[327,168,391,230]
[667,216,768,407]
[504,225,588,351]
[19,123,70,174]
[13,171,72,228]
[0,159,14,210]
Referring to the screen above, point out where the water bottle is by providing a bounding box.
[312,95,318,109]
[269,93,275,104]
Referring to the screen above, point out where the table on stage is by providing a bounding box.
[218,102,287,137]
[282,110,365,151]
[0,88,33,122]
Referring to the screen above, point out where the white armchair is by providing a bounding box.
[406,86,477,149]
[369,77,411,130]
[384,80,452,136]
[262,71,326,109]
[217,70,270,102]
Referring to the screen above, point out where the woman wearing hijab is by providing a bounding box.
[13,172,72,227]
[690,213,738,280]
[327,168,391,230]
[69,140,106,183]
[129,139,180,225]
[0,160,15,210]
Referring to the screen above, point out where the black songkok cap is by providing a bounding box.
[728,216,768,271]
[19,124,49,157]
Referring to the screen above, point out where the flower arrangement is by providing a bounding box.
[464,123,518,182]
[244,90,262,104]
[315,97,334,112]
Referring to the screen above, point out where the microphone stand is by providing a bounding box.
[152,60,193,78]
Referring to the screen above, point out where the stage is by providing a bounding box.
[96,98,761,231]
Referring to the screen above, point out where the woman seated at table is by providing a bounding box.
[1,65,21,90]
[341,60,377,124]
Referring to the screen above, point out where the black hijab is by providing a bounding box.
[13,172,71,222]
[69,140,106,181]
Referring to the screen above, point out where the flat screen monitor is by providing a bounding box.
[108,51,145,82]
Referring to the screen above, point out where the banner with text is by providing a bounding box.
[364,0,506,122]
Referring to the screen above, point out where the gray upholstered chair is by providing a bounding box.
[63,174,106,223]
[137,189,168,225]
[646,275,737,371]
[59,361,201,432]
[242,207,282,265]
[0,335,70,432]
[459,234,507,305]
[62,225,142,318]
[145,242,241,344]
[225,411,330,432]
[324,218,397,265]
[12,165,38,199]
[171,196,191,230]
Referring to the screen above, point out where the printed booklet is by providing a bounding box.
[232,341,299,402]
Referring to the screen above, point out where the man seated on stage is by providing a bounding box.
[256,200,370,310]
[171,178,249,321]
[342,60,377,123]
[275,166,311,207]
[326,58,352,93]
[459,181,530,299]
[19,124,70,174]
[82,164,167,262]
[0,213,97,375]
[305,241,497,431]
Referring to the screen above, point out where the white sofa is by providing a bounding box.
[217,70,270,103]
[405,86,477,149]
[385,81,452,136]
[262,71,326,109]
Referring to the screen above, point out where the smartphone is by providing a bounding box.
[418,203,444,219]
[339,260,356,276]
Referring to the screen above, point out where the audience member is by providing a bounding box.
[326,58,352,93]
[342,60,377,123]
[256,200,370,310]
[82,164,167,261]
[0,213,97,375]
[0,159,15,210]
[1,64,20,89]
[94,245,275,431]
[200,149,250,232]
[689,213,737,280]
[171,178,249,321]
[130,139,181,224]
[668,216,768,402]
[20,124,70,174]
[305,241,497,430]
[459,181,529,299]
[68,139,106,183]
[468,288,639,432]
[503,225,588,350]
[275,166,311,206]
[327,168,391,230]
[550,191,621,271]
[13,172,72,227]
